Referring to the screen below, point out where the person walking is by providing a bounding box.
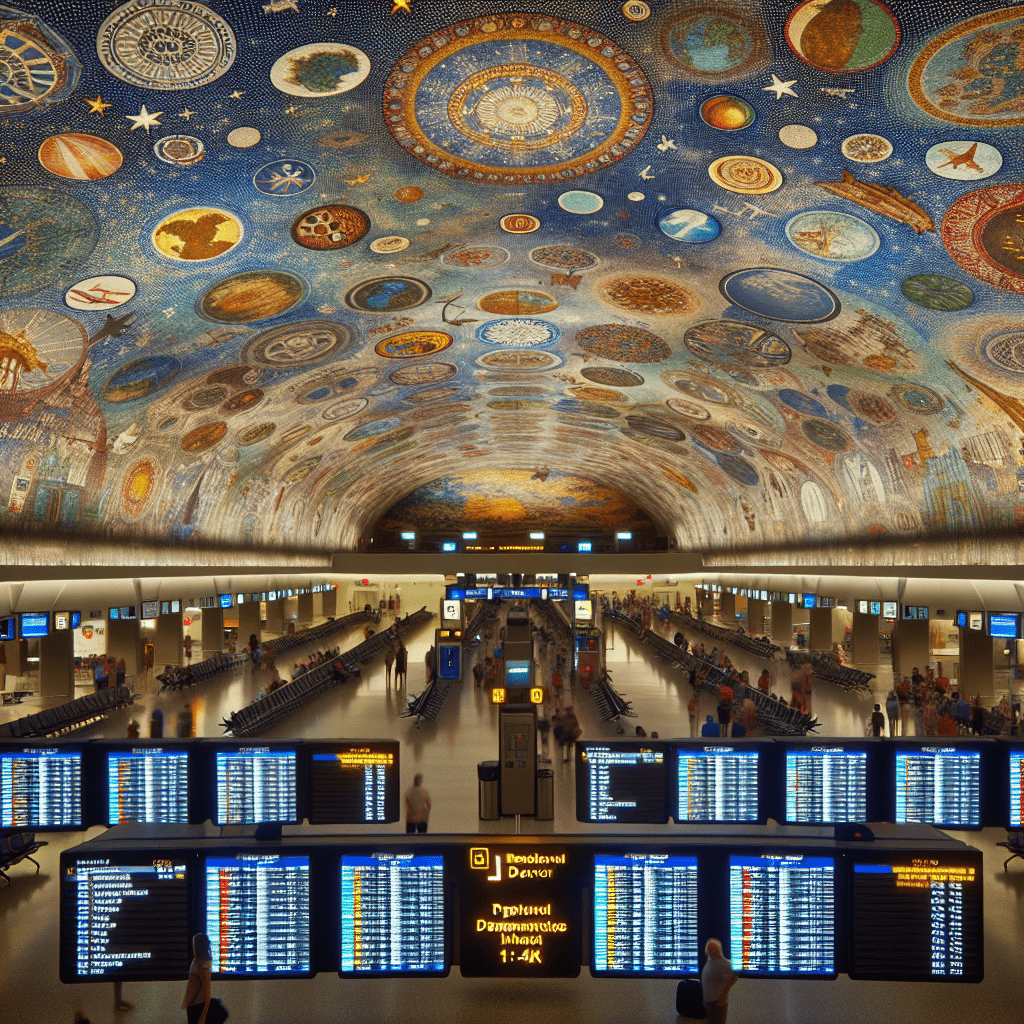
[395,641,408,688]
[701,938,737,1024]
[384,643,396,690]
[181,933,212,1024]
[404,773,431,833]
[870,703,885,737]
[885,689,900,736]
[688,691,699,737]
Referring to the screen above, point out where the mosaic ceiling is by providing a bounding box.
[2,0,1024,554]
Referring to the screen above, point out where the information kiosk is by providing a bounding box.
[499,705,537,817]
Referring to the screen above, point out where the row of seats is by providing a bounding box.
[403,676,449,725]
[529,598,574,647]
[158,651,249,692]
[786,650,876,692]
[463,602,497,650]
[670,611,781,660]
[262,609,374,657]
[586,669,637,725]
[0,685,136,740]
[0,830,47,886]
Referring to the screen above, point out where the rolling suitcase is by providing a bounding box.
[676,979,707,1019]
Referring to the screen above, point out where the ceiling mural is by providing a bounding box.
[1,0,1024,554]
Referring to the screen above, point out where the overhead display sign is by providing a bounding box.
[446,586,569,601]
[442,599,462,622]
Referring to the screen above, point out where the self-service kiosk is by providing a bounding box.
[499,704,537,816]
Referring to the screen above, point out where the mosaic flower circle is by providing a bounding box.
[383,15,653,184]
[528,245,600,272]
[242,321,353,370]
[660,7,769,81]
[597,276,696,315]
[476,319,561,347]
[388,362,458,386]
[983,333,1024,374]
[708,155,782,194]
[474,350,563,371]
[785,211,880,262]
[891,383,944,414]
[151,207,243,262]
[291,204,369,250]
[121,459,156,517]
[900,274,974,311]
[374,330,453,358]
[576,324,670,362]
[439,246,510,268]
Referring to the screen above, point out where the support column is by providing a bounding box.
[894,618,930,681]
[852,611,880,665]
[265,599,285,634]
[719,592,736,623]
[311,592,323,618]
[39,629,74,700]
[747,598,765,635]
[155,611,183,668]
[201,607,224,657]
[106,618,142,676]
[1,638,24,689]
[322,588,337,617]
[809,608,834,652]
[238,601,261,646]
[699,593,714,618]
[297,593,314,625]
[959,627,995,698]
[770,601,793,646]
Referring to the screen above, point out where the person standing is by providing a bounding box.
[701,938,737,1024]
[182,933,212,1024]
[688,691,699,737]
[404,772,431,833]
[885,689,900,736]
[395,641,408,688]
[871,703,885,737]
[384,643,396,689]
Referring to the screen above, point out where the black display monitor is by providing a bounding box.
[1,745,83,829]
[592,852,698,976]
[306,741,400,825]
[213,745,298,825]
[339,851,447,975]
[19,611,49,638]
[849,852,983,982]
[728,853,836,977]
[575,742,670,824]
[141,601,159,619]
[204,852,311,975]
[0,616,14,641]
[106,744,191,826]
[988,612,1019,639]
[674,743,761,823]
[783,744,871,824]
[1009,745,1024,829]
[893,745,982,829]
[218,593,232,609]
[60,852,192,982]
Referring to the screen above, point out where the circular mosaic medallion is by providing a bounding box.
[900,273,975,311]
[666,397,711,420]
[847,390,898,425]
[802,418,853,452]
[205,365,256,389]
[581,366,644,387]
[660,7,769,81]
[227,126,261,148]
[96,0,236,90]
[374,330,453,358]
[102,355,180,403]
[778,124,818,149]
[65,275,137,311]
[700,95,755,131]
[0,308,86,393]
[281,456,322,485]
[440,246,510,268]
[891,382,944,414]
[625,416,682,440]
[528,245,600,272]
[291,204,369,250]
[180,420,227,453]
[321,398,369,421]
[558,190,604,214]
[270,41,370,96]
[499,214,541,233]
[181,384,228,411]
[684,321,791,369]
[474,349,563,371]
[623,1,650,21]
[908,8,1024,127]
[242,320,354,369]
[597,275,696,315]
[576,324,670,362]
[665,373,741,406]
[151,207,243,262]
[941,185,1024,293]
[345,277,431,313]
[220,388,264,415]
[0,13,81,117]
[840,133,892,163]
[691,424,742,452]
[153,134,204,166]
[344,417,402,442]
[925,141,1002,181]
[197,270,307,324]
[565,385,630,403]
[983,332,1024,374]
[708,155,782,194]
[719,268,840,323]
[0,186,99,297]
[404,385,464,404]
[478,290,558,316]
[38,133,122,179]
[121,459,156,517]
[370,236,409,254]
[388,362,458,386]
[785,211,880,262]
[383,15,652,184]
[294,368,375,404]
[476,318,560,347]
[716,452,759,486]
[778,389,829,417]
[785,0,899,73]
[658,208,721,243]
[254,160,316,197]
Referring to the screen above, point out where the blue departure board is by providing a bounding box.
[894,747,980,828]
[308,744,399,825]
[107,749,190,825]
[850,857,983,981]
[1,747,82,828]
[785,747,868,824]
[576,744,669,823]
[205,854,311,975]
[340,853,446,974]
[676,747,759,822]
[592,853,698,976]
[1012,750,1024,828]
[214,747,297,825]
[729,854,835,976]
[64,856,190,980]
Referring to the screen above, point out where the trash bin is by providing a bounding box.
[149,708,164,738]
[535,768,554,821]
[478,760,500,820]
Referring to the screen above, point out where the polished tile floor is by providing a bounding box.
[1,610,1020,1024]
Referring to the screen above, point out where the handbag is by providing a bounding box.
[206,998,229,1024]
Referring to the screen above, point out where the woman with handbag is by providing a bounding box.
[182,933,227,1024]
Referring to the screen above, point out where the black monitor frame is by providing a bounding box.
[0,741,86,831]
[304,740,401,825]
[672,740,769,825]
[575,740,671,824]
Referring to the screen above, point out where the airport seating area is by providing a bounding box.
[786,650,876,693]
[585,668,636,726]
[0,830,47,886]
[670,611,781,660]
[0,685,136,740]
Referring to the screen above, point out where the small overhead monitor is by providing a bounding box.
[955,610,969,629]
[218,593,232,609]
[575,742,670,824]
[988,612,1019,639]
[53,610,72,630]
[0,616,14,641]
[882,601,898,618]
[788,592,797,603]
[400,531,416,541]
[577,540,593,552]
[140,600,159,619]
[969,611,983,631]
[442,542,457,552]
[19,611,49,638]
[1,745,82,828]
[268,590,277,601]
[902,605,929,621]
[870,601,881,615]
[442,599,461,622]
[802,593,816,609]
[236,593,245,604]
[858,600,869,614]
[760,590,768,601]
[574,599,593,623]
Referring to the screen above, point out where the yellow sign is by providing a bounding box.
[530,687,544,704]
[491,688,506,704]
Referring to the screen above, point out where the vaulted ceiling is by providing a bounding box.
[1,0,1023,558]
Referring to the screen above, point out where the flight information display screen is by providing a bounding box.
[1011,749,1024,828]
[308,743,400,824]
[850,857,983,981]
[107,748,190,825]
[675,746,759,822]
[214,747,297,825]
[894,747,981,828]
[576,743,669,824]
[205,853,311,975]
[62,855,190,981]
[729,854,835,976]
[592,853,698,976]
[785,747,868,824]
[340,853,446,974]
[1,747,82,828]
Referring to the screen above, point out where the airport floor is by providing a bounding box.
[1,611,1020,1024]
